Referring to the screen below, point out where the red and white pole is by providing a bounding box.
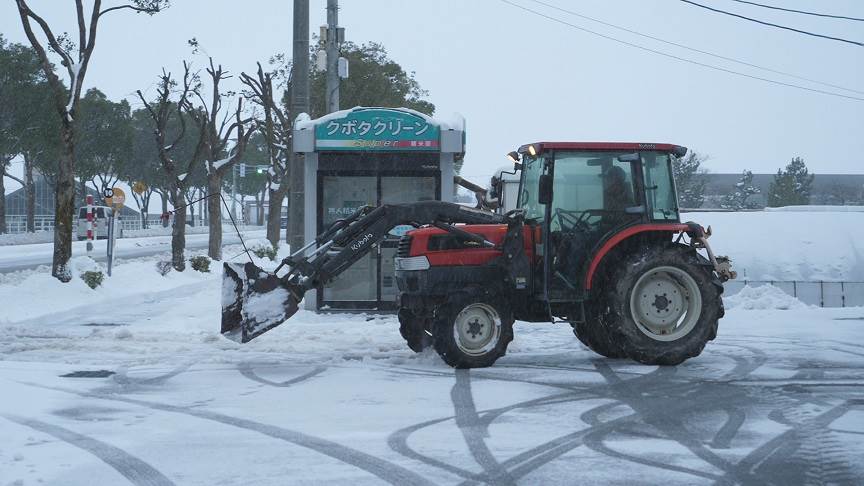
[86,194,94,256]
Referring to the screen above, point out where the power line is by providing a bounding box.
[726,0,864,22]
[497,0,864,102]
[527,0,863,95]
[679,0,864,47]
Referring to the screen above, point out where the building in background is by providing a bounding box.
[3,172,140,233]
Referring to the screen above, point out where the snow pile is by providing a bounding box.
[69,255,101,275]
[0,241,288,325]
[0,253,215,324]
[725,284,807,311]
[242,287,291,331]
[683,210,864,281]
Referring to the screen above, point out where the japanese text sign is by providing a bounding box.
[315,109,440,151]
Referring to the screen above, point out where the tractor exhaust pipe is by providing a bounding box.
[221,262,304,343]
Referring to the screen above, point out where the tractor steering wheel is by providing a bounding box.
[554,208,608,232]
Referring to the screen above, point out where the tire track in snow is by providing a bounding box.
[590,361,764,484]
[450,370,517,485]
[21,382,436,486]
[110,364,193,390]
[386,391,584,482]
[2,415,175,486]
[237,362,327,387]
[582,426,722,481]
[712,400,862,486]
[388,363,690,484]
[388,360,718,484]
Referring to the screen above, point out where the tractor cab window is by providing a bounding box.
[548,151,638,232]
[642,152,679,220]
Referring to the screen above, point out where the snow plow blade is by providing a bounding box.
[221,262,301,343]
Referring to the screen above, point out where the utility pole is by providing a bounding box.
[288,0,310,251]
[231,164,238,220]
[325,0,340,113]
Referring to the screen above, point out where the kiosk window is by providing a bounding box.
[322,176,377,302]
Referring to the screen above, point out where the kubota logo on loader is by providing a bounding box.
[351,233,374,251]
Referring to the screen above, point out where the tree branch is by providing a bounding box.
[14,0,73,100]
[3,170,25,186]
[75,0,87,60]
[98,3,163,19]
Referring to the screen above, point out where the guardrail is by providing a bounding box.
[3,215,228,234]
[724,280,864,308]
[3,216,56,233]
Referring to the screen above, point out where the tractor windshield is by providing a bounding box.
[517,154,544,220]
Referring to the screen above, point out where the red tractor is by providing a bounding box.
[222,142,735,369]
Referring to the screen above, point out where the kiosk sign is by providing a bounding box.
[315,108,440,151]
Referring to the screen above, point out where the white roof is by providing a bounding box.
[294,106,466,132]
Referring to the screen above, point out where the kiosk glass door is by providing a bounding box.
[380,176,436,302]
[318,172,438,309]
[321,175,378,303]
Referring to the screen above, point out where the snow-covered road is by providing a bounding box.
[1,266,863,485]
[0,229,267,274]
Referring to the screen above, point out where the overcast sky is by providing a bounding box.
[2,0,863,183]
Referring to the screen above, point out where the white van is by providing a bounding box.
[77,206,119,240]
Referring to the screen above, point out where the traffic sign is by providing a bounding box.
[104,187,126,209]
[132,181,148,194]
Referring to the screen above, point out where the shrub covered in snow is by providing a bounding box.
[250,239,278,261]
[81,271,104,289]
[156,260,173,276]
[190,255,211,273]
[71,256,104,288]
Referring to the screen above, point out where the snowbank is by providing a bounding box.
[725,284,807,311]
[0,254,214,324]
[683,211,864,282]
[766,205,864,213]
[0,231,54,246]
[123,225,262,238]
[0,243,289,325]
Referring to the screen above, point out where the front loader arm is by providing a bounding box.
[305,201,504,287]
[221,201,504,343]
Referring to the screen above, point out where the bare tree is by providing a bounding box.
[136,63,205,271]
[186,58,255,260]
[241,62,292,246]
[13,0,167,280]
[0,154,23,234]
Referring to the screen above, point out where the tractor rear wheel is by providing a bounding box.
[571,318,626,359]
[398,309,432,353]
[432,293,514,368]
[598,245,723,365]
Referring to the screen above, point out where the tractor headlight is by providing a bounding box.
[394,256,430,271]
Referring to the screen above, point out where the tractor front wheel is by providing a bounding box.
[432,294,514,368]
[599,245,723,365]
[398,309,432,353]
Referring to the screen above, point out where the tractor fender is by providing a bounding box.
[583,223,691,290]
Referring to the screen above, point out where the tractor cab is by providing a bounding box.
[511,142,688,302]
